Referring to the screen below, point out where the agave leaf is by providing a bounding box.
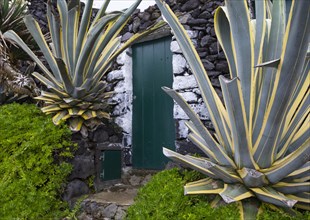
[155,0,231,152]
[41,104,62,113]
[69,117,84,131]
[219,76,258,169]
[91,0,111,26]
[263,139,310,184]
[52,110,69,125]
[187,132,219,164]
[286,192,310,210]
[96,111,110,119]
[67,3,80,73]
[55,58,74,95]
[283,162,310,182]
[184,178,224,195]
[253,0,267,67]
[68,108,86,116]
[277,107,310,157]
[87,0,142,82]
[40,91,62,101]
[219,183,254,204]
[81,110,97,120]
[162,148,217,179]
[224,0,254,124]
[95,21,166,75]
[214,6,237,78]
[238,198,260,220]
[3,30,61,88]
[210,195,226,208]
[73,13,120,86]
[23,15,62,82]
[237,167,268,188]
[75,0,93,62]
[254,0,310,168]
[200,157,241,184]
[273,182,310,194]
[162,86,235,167]
[255,58,281,68]
[47,1,61,58]
[251,187,297,208]
[252,0,286,146]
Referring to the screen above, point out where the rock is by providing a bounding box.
[107,70,124,82]
[191,8,201,18]
[187,18,208,25]
[177,120,189,138]
[129,175,142,186]
[115,207,127,220]
[69,156,95,180]
[201,35,216,47]
[132,17,141,33]
[93,129,109,143]
[209,42,219,55]
[173,54,187,74]
[151,11,161,20]
[181,0,200,11]
[202,59,215,70]
[109,135,120,143]
[216,61,229,73]
[141,12,151,21]
[139,21,153,31]
[186,30,199,39]
[174,103,209,120]
[170,41,182,53]
[179,13,193,24]
[141,174,153,185]
[180,91,197,102]
[199,11,212,19]
[103,203,118,218]
[64,180,90,203]
[121,32,134,42]
[173,75,198,90]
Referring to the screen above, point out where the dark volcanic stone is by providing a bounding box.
[187,18,208,25]
[132,17,141,33]
[64,180,90,203]
[202,59,215,70]
[181,0,200,12]
[141,12,151,21]
[209,42,219,55]
[200,35,211,47]
[121,32,134,42]
[69,156,95,180]
[216,61,229,73]
[199,11,212,19]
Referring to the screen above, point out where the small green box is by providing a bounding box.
[100,150,122,181]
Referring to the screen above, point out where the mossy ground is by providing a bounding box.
[127,168,309,220]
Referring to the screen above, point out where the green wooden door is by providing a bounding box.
[132,37,175,169]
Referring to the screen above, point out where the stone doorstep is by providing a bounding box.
[79,169,157,219]
[88,188,138,206]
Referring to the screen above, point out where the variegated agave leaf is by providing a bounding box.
[156,0,310,218]
[4,0,165,135]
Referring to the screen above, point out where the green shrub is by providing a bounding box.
[0,103,74,219]
[127,168,309,220]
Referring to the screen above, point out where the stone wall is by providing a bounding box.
[28,0,229,199]
[114,0,228,158]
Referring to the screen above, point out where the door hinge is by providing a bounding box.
[99,152,105,161]
[100,170,105,179]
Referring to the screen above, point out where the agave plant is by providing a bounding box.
[156,0,309,218]
[0,0,38,104]
[4,0,164,135]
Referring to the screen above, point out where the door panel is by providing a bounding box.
[132,37,175,169]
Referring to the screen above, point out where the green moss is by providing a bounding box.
[0,103,75,219]
[127,168,309,220]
